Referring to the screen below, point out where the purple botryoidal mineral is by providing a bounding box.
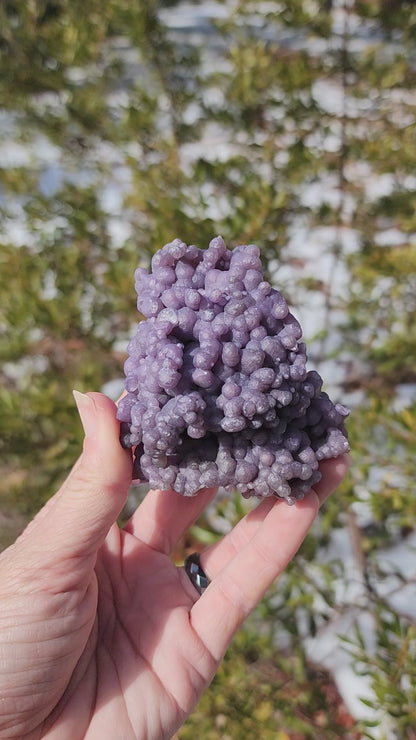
[117,236,349,503]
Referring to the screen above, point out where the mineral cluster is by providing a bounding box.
[117,237,349,503]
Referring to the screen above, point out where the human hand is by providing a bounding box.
[0,392,348,740]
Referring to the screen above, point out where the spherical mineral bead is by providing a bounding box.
[191,319,212,342]
[187,425,206,438]
[261,336,287,362]
[208,234,228,253]
[204,267,229,293]
[138,296,162,317]
[327,428,349,455]
[233,314,248,333]
[183,411,198,424]
[213,367,233,386]
[240,347,265,374]
[335,402,349,416]
[299,464,313,480]
[164,342,183,367]
[217,454,236,478]
[145,374,162,393]
[202,337,221,358]
[158,366,181,390]
[151,244,173,269]
[211,314,229,337]
[232,329,250,347]
[172,472,186,494]
[249,367,275,390]
[250,325,267,342]
[190,271,205,289]
[192,368,215,388]
[222,381,241,399]
[225,298,246,317]
[266,470,283,489]
[274,449,293,465]
[168,239,188,261]
[184,289,201,309]
[245,338,262,353]
[235,461,258,484]
[289,362,307,381]
[221,416,246,433]
[305,370,321,390]
[244,306,262,330]
[154,266,176,285]
[232,243,261,267]
[199,307,216,323]
[288,315,302,337]
[271,293,289,319]
[184,243,202,265]
[242,399,257,418]
[159,467,176,487]
[175,261,195,281]
[134,265,148,282]
[142,428,160,449]
[117,397,134,423]
[200,467,219,488]
[177,307,197,335]
[279,329,299,350]
[279,364,290,380]
[161,288,182,309]
[193,350,215,370]
[125,375,138,393]
[158,307,179,326]
[274,480,293,499]
[176,393,201,414]
[256,281,271,297]
[259,449,275,466]
[253,392,269,414]
[228,260,246,279]
[224,397,244,417]
[298,446,316,464]
[244,268,262,291]
[222,342,240,367]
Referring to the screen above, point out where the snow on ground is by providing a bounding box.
[3,1,415,733]
[159,5,416,734]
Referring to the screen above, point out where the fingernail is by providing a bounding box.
[72,390,98,438]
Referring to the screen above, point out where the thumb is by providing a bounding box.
[11,392,132,590]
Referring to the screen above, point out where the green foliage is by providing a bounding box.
[0,0,208,511]
[179,625,356,739]
[346,603,416,737]
[1,0,416,735]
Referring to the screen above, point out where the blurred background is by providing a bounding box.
[1,1,415,737]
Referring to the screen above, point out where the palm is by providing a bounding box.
[38,528,211,740]
[90,530,213,739]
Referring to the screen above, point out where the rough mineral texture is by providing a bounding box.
[117,237,349,503]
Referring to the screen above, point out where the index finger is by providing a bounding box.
[190,454,349,595]
[190,454,349,661]
[190,492,319,661]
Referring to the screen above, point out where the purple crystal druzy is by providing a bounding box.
[117,236,349,503]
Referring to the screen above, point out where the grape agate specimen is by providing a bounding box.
[117,237,349,503]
